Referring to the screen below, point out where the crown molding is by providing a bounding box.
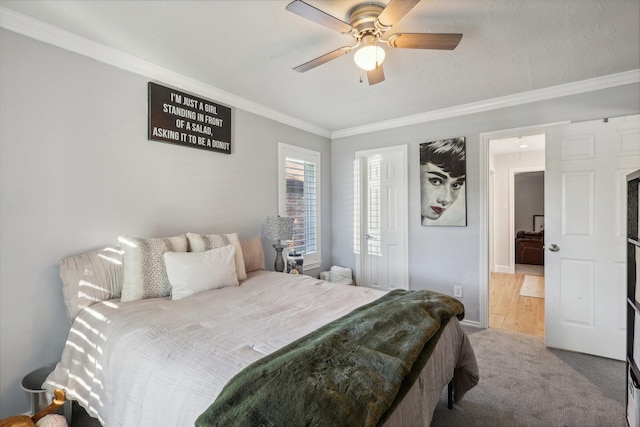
[0,6,332,139]
[332,69,640,139]
[2,6,637,142]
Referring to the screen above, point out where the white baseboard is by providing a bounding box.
[460,319,482,328]
[494,265,511,274]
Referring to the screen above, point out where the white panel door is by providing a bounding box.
[545,114,640,360]
[357,146,408,291]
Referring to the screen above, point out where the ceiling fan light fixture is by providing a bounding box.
[354,45,385,71]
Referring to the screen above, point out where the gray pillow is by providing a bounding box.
[59,246,124,321]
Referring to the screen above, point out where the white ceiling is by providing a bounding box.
[490,134,545,154]
[1,0,638,136]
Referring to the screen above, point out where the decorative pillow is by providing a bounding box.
[164,245,239,300]
[186,232,247,281]
[330,265,354,285]
[240,235,265,273]
[118,235,188,302]
[59,246,124,321]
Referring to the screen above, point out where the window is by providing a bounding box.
[278,143,321,269]
[366,155,382,257]
[353,154,382,256]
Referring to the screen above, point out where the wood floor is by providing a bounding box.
[489,270,545,337]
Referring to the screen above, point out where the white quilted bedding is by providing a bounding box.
[44,271,387,426]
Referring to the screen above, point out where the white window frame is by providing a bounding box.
[278,143,321,270]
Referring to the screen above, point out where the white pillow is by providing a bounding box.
[186,232,247,281]
[119,235,188,302]
[164,245,239,301]
[330,265,353,285]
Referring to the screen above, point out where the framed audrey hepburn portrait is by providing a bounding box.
[419,137,467,227]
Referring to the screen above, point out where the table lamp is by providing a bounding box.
[264,215,294,272]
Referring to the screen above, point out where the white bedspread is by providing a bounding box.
[45,271,387,426]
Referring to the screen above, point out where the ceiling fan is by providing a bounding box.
[285,0,462,85]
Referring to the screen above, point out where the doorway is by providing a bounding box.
[503,172,547,338]
[481,116,638,358]
[479,125,552,336]
[354,145,408,291]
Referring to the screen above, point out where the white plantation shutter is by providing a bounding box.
[278,143,321,268]
[353,155,382,257]
[366,155,382,257]
[354,159,360,254]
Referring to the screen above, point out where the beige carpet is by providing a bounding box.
[519,274,545,298]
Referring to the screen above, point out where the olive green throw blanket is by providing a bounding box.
[196,289,465,427]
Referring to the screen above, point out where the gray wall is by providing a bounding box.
[331,84,640,325]
[515,172,545,233]
[0,30,331,417]
[2,23,639,421]
[491,151,545,271]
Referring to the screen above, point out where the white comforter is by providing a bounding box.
[45,271,386,426]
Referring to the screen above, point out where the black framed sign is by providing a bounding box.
[148,82,232,154]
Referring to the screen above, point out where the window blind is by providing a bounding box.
[285,158,317,256]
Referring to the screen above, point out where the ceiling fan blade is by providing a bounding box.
[367,65,385,85]
[286,0,355,34]
[293,47,352,73]
[377,0,421,30]
[387,33,462,50]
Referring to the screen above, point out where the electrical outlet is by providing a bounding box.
[454,286,463,298]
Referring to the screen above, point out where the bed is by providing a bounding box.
[44,233,478,426]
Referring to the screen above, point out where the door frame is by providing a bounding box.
[355,145,409,290]
[479,122,567,328]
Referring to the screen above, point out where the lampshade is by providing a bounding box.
[264,216,294,241]
[354,45,385,71]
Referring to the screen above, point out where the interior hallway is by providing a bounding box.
[489,264,545,337]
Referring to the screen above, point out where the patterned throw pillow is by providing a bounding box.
[187,232,229,251]
[186,232,247,281]
[118,235,188,302]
